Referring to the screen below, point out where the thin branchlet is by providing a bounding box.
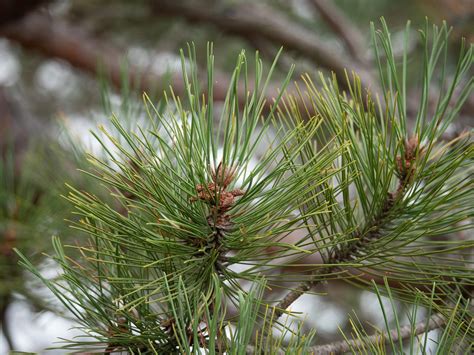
[271,135,424,320]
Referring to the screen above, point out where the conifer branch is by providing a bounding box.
[9,18,472,353]
[271,137,421,320]
[310,312,445,354]
[245,312,446,354]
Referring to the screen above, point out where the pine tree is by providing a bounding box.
[17,19,473,354]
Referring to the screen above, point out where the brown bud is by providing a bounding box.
[212,162,237,189]
[395,135,424,181]
[404,135,420,161]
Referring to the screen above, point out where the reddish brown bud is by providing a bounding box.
[190,162,245,234]
[395,135,424,181]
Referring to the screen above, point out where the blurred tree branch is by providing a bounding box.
[150,0,379,93]
[1,1,470,124]
[0,12,298,113]
[0,12,184,99]
[309,0,367,64]
[6,1,435,121]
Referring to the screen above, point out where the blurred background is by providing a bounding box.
[0,0,472,353]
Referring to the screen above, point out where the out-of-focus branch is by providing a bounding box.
[309,0,367,64]
[0,12,295,113]
[245,36,308,78]
[0,12,185,98]
[310,312,445,354]
[151,0,379,93]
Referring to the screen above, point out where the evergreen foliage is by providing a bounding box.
[17,19,473,354]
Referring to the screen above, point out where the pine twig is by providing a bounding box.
[270,195,398,319]
[310,312,445,354]
[270,136,421,320]
[244,312,445,354]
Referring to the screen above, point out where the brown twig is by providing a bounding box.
[309,0,367,64]
[0,5,385,121]
[270,199,398,319]
[310,312,445,354]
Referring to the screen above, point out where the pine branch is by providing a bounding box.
[271,137,419,320]
[244,312,446,354]
[310,312,446,355]
[10,18,472,353]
